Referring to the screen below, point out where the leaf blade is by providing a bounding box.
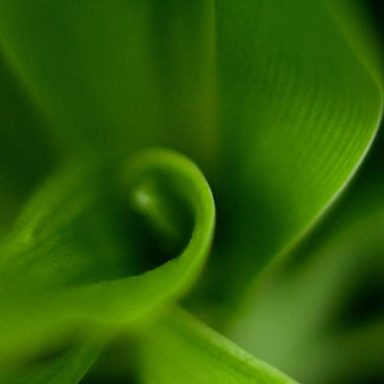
[0,149,215,364]
[140,307,299,384]
[209,0,383,302]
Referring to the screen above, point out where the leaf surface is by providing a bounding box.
[0,149,215,365]
[0,0,217,165]
[209,0,383,302]
[1,341,103,384]
[140,307,299,384]
[230,136,384,383]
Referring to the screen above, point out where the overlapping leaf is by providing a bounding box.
[230,133,384,383]
[0,0,382,383]
[202,0,383,309]
[140,307,298,384]
[0,149,215,370]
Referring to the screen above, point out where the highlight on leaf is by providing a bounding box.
[0,0,382,383]
[0,148,215,368]
[140,307,299,384]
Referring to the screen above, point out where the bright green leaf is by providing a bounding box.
[0,149,215,365]
[140,307,299,384]
[208,0,383,304]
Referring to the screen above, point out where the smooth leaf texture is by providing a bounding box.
[0,0,381,313]
[0,149,215,365]
[232,211,384,383]
[230,134,384,383]
[0,49,56,233]
[140,307,298,384]
[207,0,383,305]
[0,1,382,383]
[0,0,217,166]
[1,340,103,384]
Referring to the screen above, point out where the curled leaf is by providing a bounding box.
[0,149,215,365]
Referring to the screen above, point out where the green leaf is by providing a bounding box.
[326,0,384,85]
[229,142,384,383]
[0,50,57,232]
[139,307,299,384]
[0,149,215,365]
[208,0,383,303]
[0,0,217,165]
[1,340,103,384]
[0,1,382,383]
